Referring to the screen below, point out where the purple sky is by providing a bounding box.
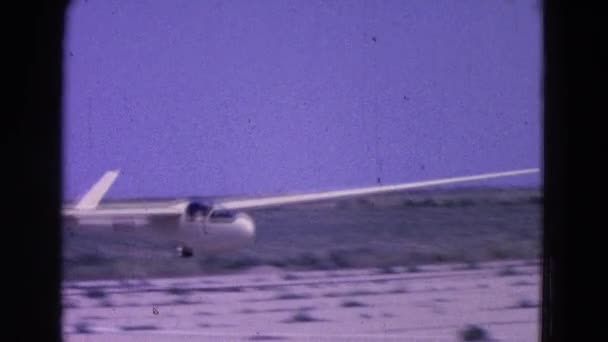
[63,0,541,200]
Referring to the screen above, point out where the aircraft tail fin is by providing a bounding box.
[75,170,120,210]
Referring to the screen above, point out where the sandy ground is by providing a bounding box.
[62,259,541,341]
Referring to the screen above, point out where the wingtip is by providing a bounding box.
[108,169,121,176]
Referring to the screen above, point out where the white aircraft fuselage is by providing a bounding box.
[63,205,256,255]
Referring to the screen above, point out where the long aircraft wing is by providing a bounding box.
[215,168,540,211]
[63,168,540,219]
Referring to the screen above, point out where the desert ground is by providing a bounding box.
[63,260,540,341]
[63,187,541,341]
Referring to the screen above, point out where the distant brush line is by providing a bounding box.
[398,196,542,208]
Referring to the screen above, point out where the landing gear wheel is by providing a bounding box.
[176,245,194,258]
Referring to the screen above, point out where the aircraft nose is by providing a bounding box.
[238,214,256,245]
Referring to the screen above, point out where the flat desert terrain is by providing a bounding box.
[63,260,540,341]
[63,187,541,341]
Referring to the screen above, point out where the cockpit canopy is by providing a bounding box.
[185,201,212,218]
[184,201,237,223]
[209,209,237,222]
